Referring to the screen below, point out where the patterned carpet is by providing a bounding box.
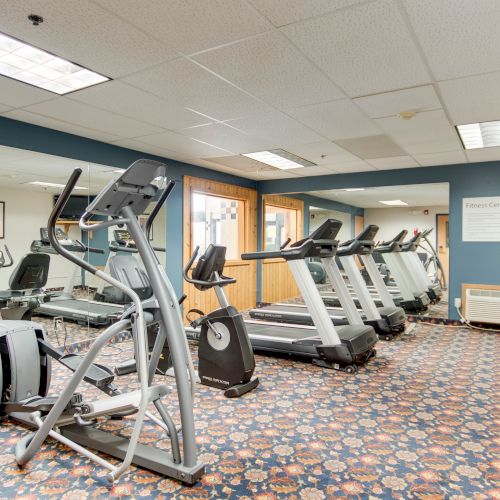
[0,323,498,499]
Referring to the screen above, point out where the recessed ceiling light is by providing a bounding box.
[456,120,500,149]
[242,149,316,170]
[379,200,408,206]
[0,32,110,95]
[28,181,87,190]
[344,188,365,192]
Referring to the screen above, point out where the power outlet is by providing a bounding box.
[454,297,462,308]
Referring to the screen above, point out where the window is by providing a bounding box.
[191,192,243,260]
[264,204,298,251]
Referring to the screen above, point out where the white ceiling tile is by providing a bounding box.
[322,160,376,173]
[135,131,234,158]
[375,110,462,155]
[0,0,177,78]
[403,0,500,80]
[194,31,344,109]
[290,165,334,177]
[68,81,211,130]
[109,138,193,163]
[281,0,430,97]
[414,150,467,167]
[254,169,299,179]
[0,76,55,108]
[286,141,360,165]
[0,103,12,113]
[248,0,364,27]
[206,155,268,173]
[178,123,276,153]
[20,99,164,138]
[354,85,442,119]
[94,0,272,54]
[367,156,419,170]
[228,110,323,146]
[288,99,381,140]
[465,146,500,164]
[123,58,271,121]
[335,135,407,159]
[2,109,122,143]
[438,73,500,125]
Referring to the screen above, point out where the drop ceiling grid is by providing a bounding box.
[3,0,500,177]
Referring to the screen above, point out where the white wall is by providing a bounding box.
[0,187,79,289]
[310,209,352,242]
[364,205,449,244]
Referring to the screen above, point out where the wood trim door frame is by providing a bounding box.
[183,176,257,317]
[261,195,304,303]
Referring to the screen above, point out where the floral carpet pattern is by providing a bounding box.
[0,323,498,499]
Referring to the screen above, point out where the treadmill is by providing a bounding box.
[399,230,443,302]
[373,231,431,312]
[238,219,378,373]
[33,227,124,326]
[250,223,406,340]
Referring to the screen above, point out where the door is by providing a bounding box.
[261,195,303,304]
[436,214,449,285]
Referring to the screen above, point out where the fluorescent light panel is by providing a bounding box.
[379,200,408,206]
[28,181,87,190]
[344,188,365,192]
[0,32,109,95]
[243,149,316,170]
[457,120,500,150]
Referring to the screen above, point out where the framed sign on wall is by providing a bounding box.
[0,202,4,239]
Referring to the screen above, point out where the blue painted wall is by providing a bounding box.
[0,117,256,297]
[2,116,500,319]
[258,162,500,319]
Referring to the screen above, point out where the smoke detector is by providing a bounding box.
[398,111,416,120]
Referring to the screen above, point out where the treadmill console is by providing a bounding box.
[114,229,135,247]
[40,227,68,242]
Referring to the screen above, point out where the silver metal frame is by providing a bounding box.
[11,161,204,484]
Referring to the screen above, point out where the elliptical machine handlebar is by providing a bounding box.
[48,168,98,275]
[183,246,237,287]
[144,180,175,241]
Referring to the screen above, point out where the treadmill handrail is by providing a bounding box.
[242,239,314,261]
[109,241,166,253]
[75,239,106,255]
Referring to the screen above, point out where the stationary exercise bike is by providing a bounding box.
[181,244,259,398]
[117,243,259,398]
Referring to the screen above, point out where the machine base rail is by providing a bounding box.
[60,425,205,484]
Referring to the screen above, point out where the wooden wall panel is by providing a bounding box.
[261,195,304,304]
[183,176,257,322]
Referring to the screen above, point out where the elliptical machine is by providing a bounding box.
[0,160,205,484]
[182,244,259,398]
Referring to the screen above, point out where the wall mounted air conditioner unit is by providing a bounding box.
[465,288,500,324]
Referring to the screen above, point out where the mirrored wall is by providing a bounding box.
[0,145,166,345]
[262,183,450,320]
